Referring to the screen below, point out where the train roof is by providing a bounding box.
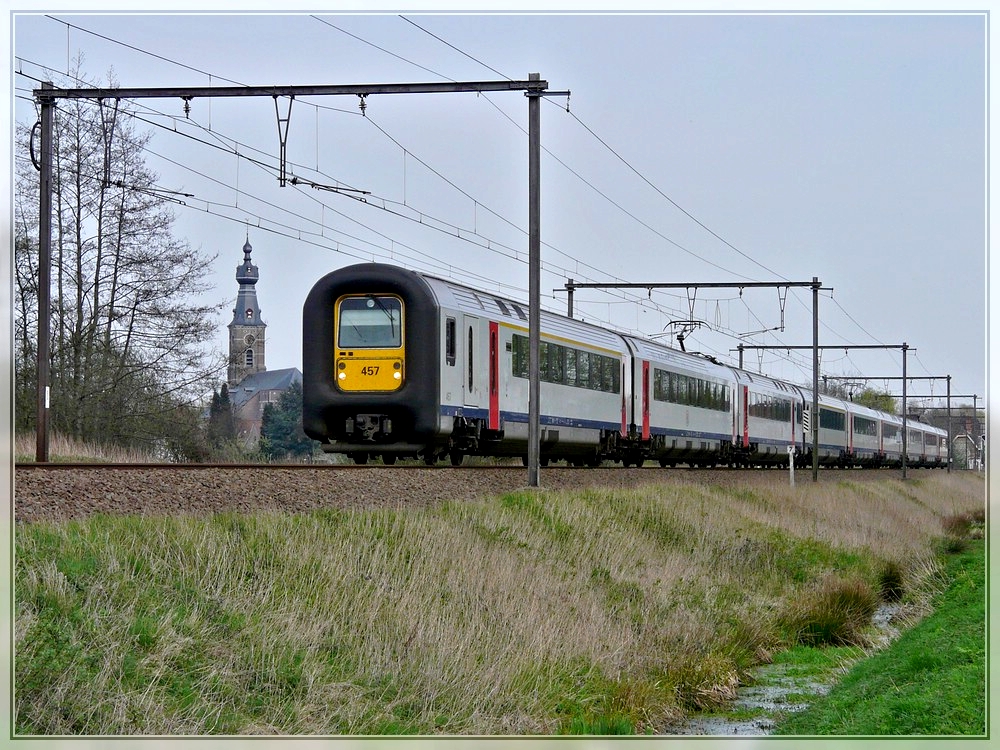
[622,336,734,379]
[421,273,629,353]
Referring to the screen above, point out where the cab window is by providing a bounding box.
[337,295,402,348]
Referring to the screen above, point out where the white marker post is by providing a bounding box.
[788,444,796,487]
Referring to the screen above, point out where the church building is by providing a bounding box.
[226,237,302,442]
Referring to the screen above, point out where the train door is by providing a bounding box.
[463,315,480,408]
[488,321,500,430]
[641,360,650,440]
[741,386,750,448]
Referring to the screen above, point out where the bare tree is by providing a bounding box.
[15,63,226,452]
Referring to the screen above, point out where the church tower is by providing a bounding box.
[227,237,266,386]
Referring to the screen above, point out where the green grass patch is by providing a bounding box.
[774,538,986,735]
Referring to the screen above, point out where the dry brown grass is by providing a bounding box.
[15,432,159,463]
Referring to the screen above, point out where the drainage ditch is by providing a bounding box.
[668,603,903,736]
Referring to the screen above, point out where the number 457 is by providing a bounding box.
[361,366,380,376]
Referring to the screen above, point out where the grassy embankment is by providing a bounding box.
[774,532,986,735]
[14,469,984,735]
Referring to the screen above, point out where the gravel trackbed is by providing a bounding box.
[14,465,934,524]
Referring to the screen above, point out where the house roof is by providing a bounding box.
[231,367,302,409]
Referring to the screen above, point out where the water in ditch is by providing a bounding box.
[668,603,902,736]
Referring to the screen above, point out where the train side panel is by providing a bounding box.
[732,369,801,466]
[624,337,737,467]
[423,276,630,463]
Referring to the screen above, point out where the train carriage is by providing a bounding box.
[802,394,852,465]
[880,413,905,466]
[622,337,737,467]
[731,369,803,467]
[442,279,630,465]
[925,426,948,466]
[303,263,632,464]
[910,422,948,467]
[907,425,928,467]
[846,402,884,467]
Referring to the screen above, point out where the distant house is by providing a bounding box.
[225,236,302,442]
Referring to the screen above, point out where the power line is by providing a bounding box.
[23,17,789,335]
[17,17,917,383]
[400,15,511,80]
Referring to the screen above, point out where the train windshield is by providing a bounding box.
[337,295,403,348]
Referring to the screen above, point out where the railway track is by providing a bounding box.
[13,463,935,524]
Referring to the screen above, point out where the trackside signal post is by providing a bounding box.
[32,76,567,488]
[563,278,826,481]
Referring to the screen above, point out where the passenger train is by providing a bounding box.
[302,263,947,468]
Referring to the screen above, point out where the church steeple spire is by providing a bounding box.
[227,236,266,386]
[232,236,261,324]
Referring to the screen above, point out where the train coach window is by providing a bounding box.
[509,333,620,393]
[565,349,578,387]
[577,351,590,388]
[603,358,618,392]
[653,368,729,412]
[337,295,402,348]
[854,416,878,437]
[511,334,530,378]
[550,343,565,382]
[590,356,603,390]
[446,317,456,366]
[819,408,846,432]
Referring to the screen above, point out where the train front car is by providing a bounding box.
[302,263,441,464]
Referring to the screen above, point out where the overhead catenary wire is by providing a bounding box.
[18,20,773,331]
[14,67,824,378]
[17,16,913,382]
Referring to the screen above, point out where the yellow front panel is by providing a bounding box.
[336,351,404,392]
[334,293,405,392]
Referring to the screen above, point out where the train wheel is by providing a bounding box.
[382,454,397,466]
[423,450,437,466]
[450,451,465,466]
[352,452,369,465]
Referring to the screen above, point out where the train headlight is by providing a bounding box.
[338,372,346,380]
[394,371,401,380]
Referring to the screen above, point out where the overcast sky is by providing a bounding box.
[7,6,988,409]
